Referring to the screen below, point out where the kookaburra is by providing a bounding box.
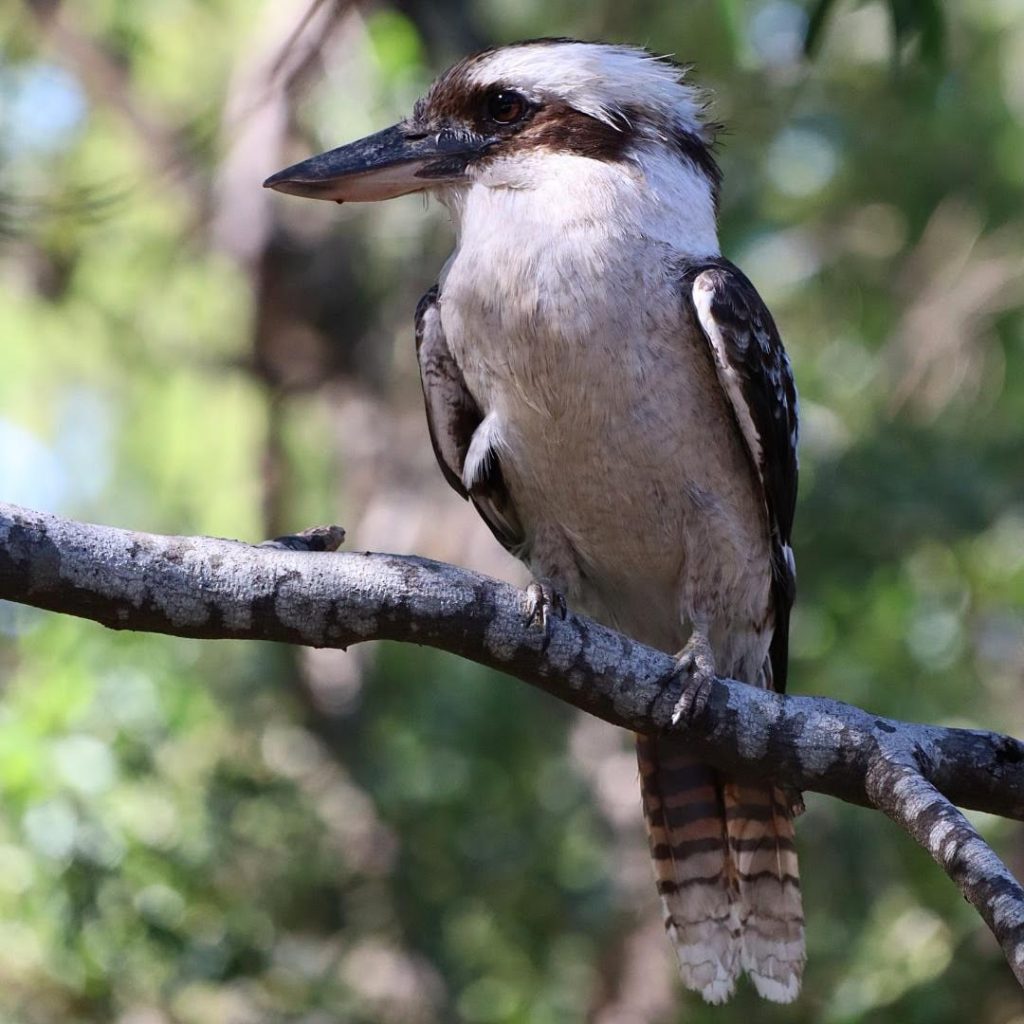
[266,39,803,1004]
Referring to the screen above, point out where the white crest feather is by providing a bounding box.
[465,41,712,142]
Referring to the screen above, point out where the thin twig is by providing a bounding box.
[866,760,1024,985]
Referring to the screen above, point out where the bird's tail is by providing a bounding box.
[636,733,804,1004]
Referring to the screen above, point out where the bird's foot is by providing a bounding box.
[782,786,806,818]
[258,525,346,553]
[524,578,568,637]
[670,632,717,726]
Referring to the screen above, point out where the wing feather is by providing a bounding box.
[688,262,799,690]
[415,287,525,555]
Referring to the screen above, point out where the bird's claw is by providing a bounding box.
[782,786,806,817]
[524,579,568,637]
[258,525,346,552]
[670,634,717,726]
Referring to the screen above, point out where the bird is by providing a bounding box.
[265,38,803,1004]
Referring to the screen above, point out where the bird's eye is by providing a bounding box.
[486,90,527,125]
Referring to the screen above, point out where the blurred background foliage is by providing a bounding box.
[0,0,1023,1021]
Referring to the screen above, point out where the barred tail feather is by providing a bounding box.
[637,736,805,1004]
[723,781,805,1002]
[637,734,739,1004]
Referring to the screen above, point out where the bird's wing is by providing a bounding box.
[688,261,799,691]
[415,286,525,555]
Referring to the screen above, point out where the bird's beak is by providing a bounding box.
[263,122,489,203]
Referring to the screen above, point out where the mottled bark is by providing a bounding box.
[2,501,1023,986]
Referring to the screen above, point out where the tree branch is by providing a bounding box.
[867,761,1024,985]
[2,501,1024,985]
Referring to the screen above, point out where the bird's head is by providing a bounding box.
[264,38,721,210]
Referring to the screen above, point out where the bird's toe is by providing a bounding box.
[524,578,568,637]
[670,634,717,726]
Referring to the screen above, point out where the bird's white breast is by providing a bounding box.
[437,151,771,657]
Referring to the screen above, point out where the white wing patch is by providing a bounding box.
[782,542,796,581]
[462,410,505,492]
[692,273,764,474]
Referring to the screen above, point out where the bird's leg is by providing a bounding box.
[524,578,568,635]
[671,627,717,725]
[523,525,577,640]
